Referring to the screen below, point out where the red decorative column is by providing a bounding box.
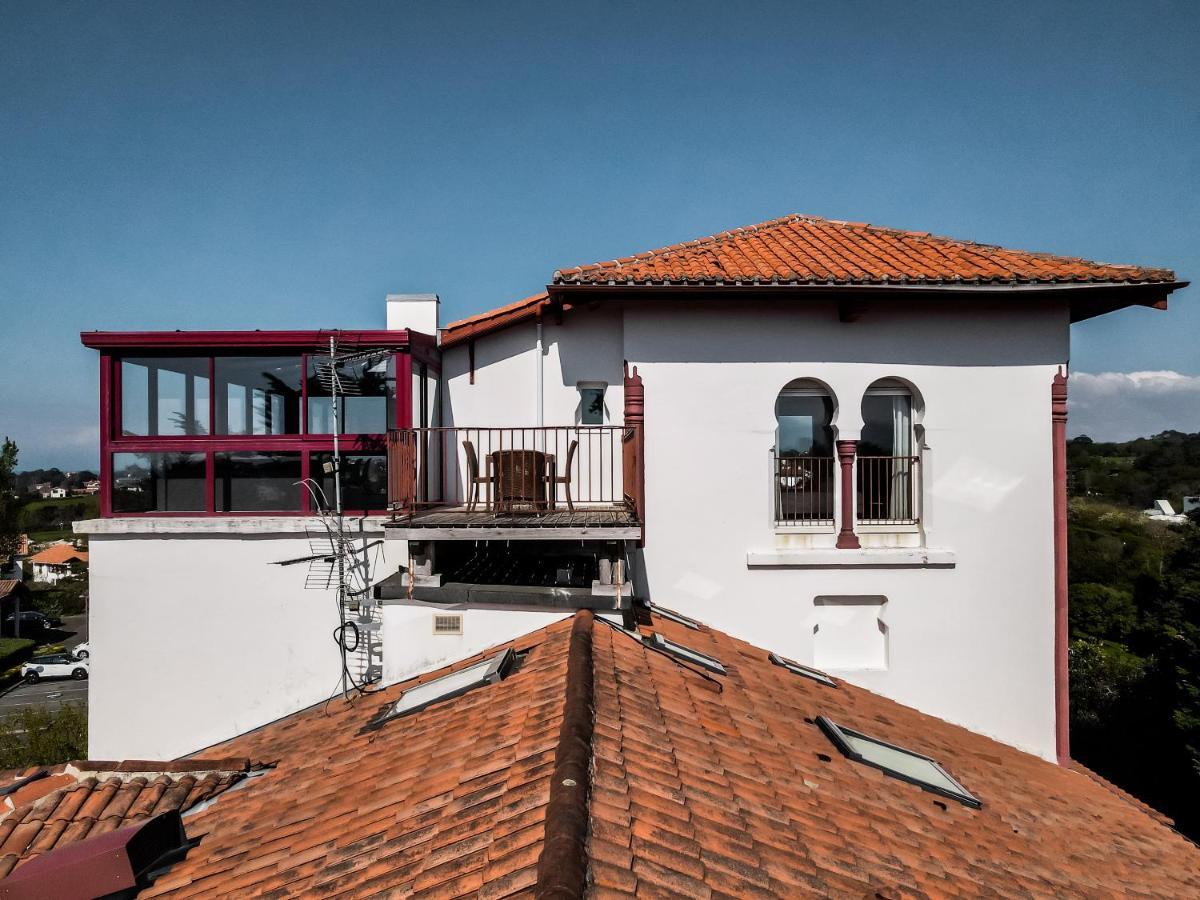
[622,363,645,545]
[1052,369,1070,763]
[835,440,860,549]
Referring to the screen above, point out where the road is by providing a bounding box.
[0,614,89,717]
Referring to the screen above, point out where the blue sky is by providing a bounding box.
[1,0,1197,468]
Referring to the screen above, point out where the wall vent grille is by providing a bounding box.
[433,613,464,635]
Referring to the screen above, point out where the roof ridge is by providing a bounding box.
[534,610,595,899]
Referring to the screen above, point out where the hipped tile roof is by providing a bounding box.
[0,760,250,877]
[553,213,1177,287]
[12,612,1199,896]
[28,544,87,567]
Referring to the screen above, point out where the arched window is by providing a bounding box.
[858,379,918,524]
[774,380,836,525]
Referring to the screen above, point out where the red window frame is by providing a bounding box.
[87,330,440,517]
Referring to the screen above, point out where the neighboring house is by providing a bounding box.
[1,612,1197,894]
[1143,499,1189,524]
[28,543,87,584]
[76,213,1185,765]
[32,482,52,499]
[0,535,29,581]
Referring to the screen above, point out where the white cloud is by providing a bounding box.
[1069,371,1200,442]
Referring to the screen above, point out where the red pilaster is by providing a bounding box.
[622,363,645,544]
[1052,368,1070,764]
[835,440,860,549]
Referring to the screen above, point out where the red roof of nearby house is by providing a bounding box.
[18,610,1191,897]
[0,760,252,877]
[27,545,87,567]
[441,214,1184,346]
[553,213,1179,287]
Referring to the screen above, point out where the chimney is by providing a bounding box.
[386,293,440,336]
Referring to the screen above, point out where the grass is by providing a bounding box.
[0,639,35,667]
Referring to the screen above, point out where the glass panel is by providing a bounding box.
[860,394,912,456]
[215,357,302,435]
[113,452,206,513]
[579,386,605,425]
[214,451,301,511]
[775,394,834,457]
[306,354,394,434]
[392,657,495,715]
[842,730,968,797]
[311,453,388,511]
[120,358,210,436]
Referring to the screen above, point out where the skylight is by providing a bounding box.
[646,603,701,630]
[768,652,837,687]
[647,633,725,675]
[374,649,514,725]
[817,717,980,808]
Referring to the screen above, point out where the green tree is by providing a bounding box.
[0,438,20,561]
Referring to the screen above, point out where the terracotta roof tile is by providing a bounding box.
[0,761,247,877]
[443,214,1182,347]
[27,544,87,566]
[13,612,1199,896]
[554,214,1177,287]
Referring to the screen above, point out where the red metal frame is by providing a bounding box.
[87,330,430,517]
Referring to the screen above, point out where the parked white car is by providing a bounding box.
[72,642,90,659]
[21,654,88,683]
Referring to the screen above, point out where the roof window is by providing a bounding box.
[646,603,701,630]
[647,633,725,675]
[769,651,837,687]
[816,716,980,808]
[374,649,515,725]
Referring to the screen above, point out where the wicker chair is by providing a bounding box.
[552,439,579,512]
[462,440,493,512]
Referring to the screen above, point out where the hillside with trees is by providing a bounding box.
[1067,432,1200,840]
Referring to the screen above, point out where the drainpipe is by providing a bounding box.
[536,313,545,429]
[1052,368,1070,763]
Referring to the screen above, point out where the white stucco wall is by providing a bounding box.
[445,294,1069,760]
[82,521,572,760]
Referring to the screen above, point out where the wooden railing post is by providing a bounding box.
[835,440,860,549]
[623,363,645,540]
[387,430,417,515]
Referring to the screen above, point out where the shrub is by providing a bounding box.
[0,703,87,769]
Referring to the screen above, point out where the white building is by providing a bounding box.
[29,542,88,584]
[76,213,1184,763]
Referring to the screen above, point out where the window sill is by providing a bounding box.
[746,548,955,569]
[74,516,389,536]
[855,523,920,534]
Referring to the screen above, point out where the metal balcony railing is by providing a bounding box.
[856,455,920,525]
[772,453,836,526]
[387,426,639,516]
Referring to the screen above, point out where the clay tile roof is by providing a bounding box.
[552,213,1179,287]
[85,611,1200,897]
[441,291,550,348]
[0,581,23,601]
[28,544,87,567]
[0,760,250,878]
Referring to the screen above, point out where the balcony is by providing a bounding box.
[385,426,643,540]
[771,451,920,529]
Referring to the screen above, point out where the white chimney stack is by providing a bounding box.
[386,293,440,336]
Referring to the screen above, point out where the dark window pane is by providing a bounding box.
[775,394,834,457]
[579,386,605,425]
[860,394,912,457]
[120,358,210,436]
[113,452,206,512]
[215,357,301,435]
[306,354,394,434]
[311,453,388,511]
[215,452,301,511]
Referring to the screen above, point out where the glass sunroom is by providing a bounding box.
[81,330,440,516]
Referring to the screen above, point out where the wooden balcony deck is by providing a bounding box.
[384,504,641,540]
